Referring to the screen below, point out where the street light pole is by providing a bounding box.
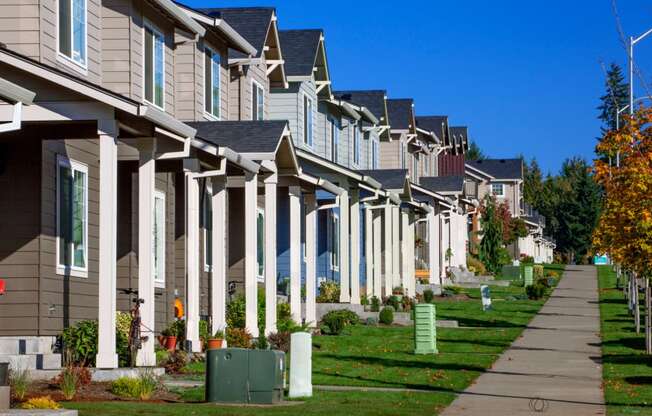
[628,28,652,116]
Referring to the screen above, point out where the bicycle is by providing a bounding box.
[118,288,149,367]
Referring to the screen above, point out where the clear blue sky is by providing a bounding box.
[185,0,652,174]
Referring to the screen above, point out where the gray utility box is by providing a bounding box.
[205,348,285,404]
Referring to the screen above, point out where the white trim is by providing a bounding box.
[328,210,340,272]
[55,0,88,71]
[251,79,265,121]
[491,182,505,197]
[352,122,361,167]
[203,44,221,120]
[55,154,89,278]
[143,19,166,110]
[256,206,265,282]
[203,182,213,272]
[301,91,314,148]
[153,190,166,288]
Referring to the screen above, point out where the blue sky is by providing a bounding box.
[185,0,652,174]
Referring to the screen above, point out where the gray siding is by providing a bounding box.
[379,140,401,170]
[270,80,319,154]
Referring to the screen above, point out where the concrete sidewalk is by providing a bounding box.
[441,266,605,416]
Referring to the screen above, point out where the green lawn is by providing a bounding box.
[65,266,563,415]
[598,265,652,415]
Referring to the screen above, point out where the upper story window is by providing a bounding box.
[372,140,379,169]
[400,142,406,168]
[491,183,505,197]
[58,0,87,67]
[330,117,339,162]
[424,155,430,176]
[303,94,313,147]
[252,81,264,121]
[144,21,165,109]
[204,47,220,119]
[413,154,419,179]
[353,124,361,165]
[56,155,88,277]
[153,190,166,287]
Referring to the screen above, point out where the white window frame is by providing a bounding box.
[142,19,165,110]
[328,211,340,271]
[203,182,213,272]
[491,182,505,197]
[153,190,166,288]
[56,0,88,72]
[372,139,379,169]
[251,79,265,121]
[203,45,221,120]
[56,155,89,278]
[329,117,339,162]
[353,123,361,166]
[302,93,314,147]
[256,207,265,282]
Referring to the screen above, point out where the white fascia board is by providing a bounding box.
[0,49,139,115]
[298,171,343,195]
[464,163,495,179]
[287,75,312,82]
[387,192,402,205]
[139,105,196,138]
[0,77,35,105]
[359,106,379,125]
[340,101,361,121]
[218,147,260,173]
[410,183,453,208]
[361,175,382,190]
[154,0,205,36]
[296,149,363,182]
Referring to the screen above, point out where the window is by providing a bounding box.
[328,211,340,271]
[372,140,379,169]
[204,47,220,118]
[491,183,505,197]
[56,156,87,276]
[413,154,419,179]
[353,124,360,165]
[303,94,313,146]
[144,21,164,108]
[257,208,265,281]
[330,117,339,162]
[424,155,430,176]
[153,191,166,286]
[400,142,406,168]
[203,184,212,272]
[58,0,86,66]
[252,81,264,120]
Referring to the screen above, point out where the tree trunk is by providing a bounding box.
[635,274,640,334]
[646,278,652,354]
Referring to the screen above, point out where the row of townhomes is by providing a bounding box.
[0,0,554,369]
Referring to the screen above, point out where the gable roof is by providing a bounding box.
[333,90,387,123]
[387,99,414,131]
[279,29,322,77]
[466,158,523,180]
[358,169,409,191]
[199,7,274,59]
[420,175,465,194]
[188,120,287,154]
[416,116,449,145]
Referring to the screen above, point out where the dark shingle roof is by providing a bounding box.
[419,175,465,193]
[198,7,274,59]
[466,159,523,180]
[416,116,448,143]
[358,169,408,190]
[386,99,413,130]
[188,120,287,153]
[333,90,387,122]
[278,29,322,77]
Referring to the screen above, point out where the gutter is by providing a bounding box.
[298,171,344,195]
[0,76,35,134]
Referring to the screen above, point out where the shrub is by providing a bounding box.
[115,312,132,343]
[379,307,394,325]
[520,254,534,264]
[254,334,269,350]
[370,296,380,312]
[155,349,169,367]
[423,289,434,303]
[316,281,340,303]
[9,367,30,400]
[161,350,189,374]
[525,283,546,300]
[61,320,98,366]
[226,295,246,329]
[533,265,544,278]
[360,295,369,306]
[57,367,78,400]
[199,319,210,345]
[267,332,290,353]
[226,327,252,348]
[277,318,310,334]
[137,371,159,400]
[21,396,60,409]
[498,248,513,267]
[401,296,415,312]
[466,255,486,275]
[277,302,292,321]
[111,377,141,399]
[385,295,401,311]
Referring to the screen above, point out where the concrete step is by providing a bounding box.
[0,337,56,355]
[0,353,61,371]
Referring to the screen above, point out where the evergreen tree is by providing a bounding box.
[597,63,628,133]
[466,141,486,160]
[479,196,504,274]
[523,158,544,208]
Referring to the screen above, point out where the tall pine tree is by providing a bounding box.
[597,63,628,133]
[479,196,504,275]
[466,141,486,160]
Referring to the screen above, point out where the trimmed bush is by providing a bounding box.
[320,310,359,335]
[370,296,380,312]
[267,332,290,353]
[226,327,253,348]
[466,255,486,275]
[21,396,60,409]
[526,282,546,300]
[316,281,340,303]
[277,302,291,321]
[385,295,401,311]
[423,289,434,303]
[379,307,394,325]
[110,377,141,399]
[533,265,544,278]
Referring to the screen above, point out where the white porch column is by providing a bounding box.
[244,172,259,338]
[400,209,410,292]
[383,204,393,297]
[289,186,302,323]
[211,176,227,332]
[304,193,317,326]
[428,210,439,287]
[136,139,156,367]
[264,175,278,335]
[184,159,201,352]
[391,206,401,289]
[364,206,374,298]
[349,189,360,304]
[372,210,382,300]
[338,189,351,303]
[96,120,118,369]
[407,213,416,297]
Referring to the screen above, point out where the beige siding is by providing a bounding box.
[102,0,132,96]
[228,56,269,121]
[0,1,41,59]
[379,140,400,170]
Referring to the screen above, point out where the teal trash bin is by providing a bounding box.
[414,304,438,354]
[524,266,534,286]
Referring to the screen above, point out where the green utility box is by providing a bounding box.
[524,266,534,286]
[414,304,438,354]
[501,265,521,280]
[205,348,285,404]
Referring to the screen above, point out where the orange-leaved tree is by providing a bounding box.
[593,106,652,277]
